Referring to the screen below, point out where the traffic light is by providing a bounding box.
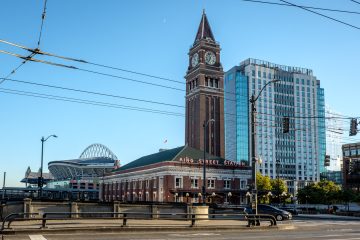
[283,117,290,133]
[349,118,358,136]
[324,155,330,167]
[37,177,43,188]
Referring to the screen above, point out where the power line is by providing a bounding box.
[278,0,360,31]
[77,68,185,92]
[240,0,360,15]
[0,87,185,117]
[2,77,184,108]
[0,39,184,85]
[2,80,356,134]
[37,0,48,48]
[1,0,49,84]
[0,50,185,92]
[0,39,239,96]
[350,0,360,5]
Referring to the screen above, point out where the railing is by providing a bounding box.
[1,211,276,231]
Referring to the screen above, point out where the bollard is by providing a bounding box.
[122,213,127,226]
[191,214,196,227]
[41,213,47,228]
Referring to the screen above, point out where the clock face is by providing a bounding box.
[205,51,216,65]
[191,53,199,67]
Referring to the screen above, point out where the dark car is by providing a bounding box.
[257,204,292,221]
[279,206,299,215]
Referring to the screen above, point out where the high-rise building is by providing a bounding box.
[224,58,326,194]
[325,106,344,171]
[185,11,225,158]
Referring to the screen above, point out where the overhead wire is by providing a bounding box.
[4,77,355,134]
[240,0,360,15]
[278,0,360,31]
[3,80,358,138]
[0,88,185,117]
[0,38,240,96]
[350,0,360,5]
[2,77,184,108]
[0,0,48,85]
[0,49,187,92]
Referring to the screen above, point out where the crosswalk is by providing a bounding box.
[29,236,47,240]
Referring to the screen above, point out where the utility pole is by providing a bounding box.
[249,79,280,216]
[2,172,6,200]
[202,119,215,205]
[250,95,258,214]
[39,135,57,199]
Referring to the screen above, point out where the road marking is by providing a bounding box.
[29,235,47,240]
[169,233,221,237]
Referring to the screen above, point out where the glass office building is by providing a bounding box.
[224,69,249,164]
[325,106,344,171]
[224,58,326,194]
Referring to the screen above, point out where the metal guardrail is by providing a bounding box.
[1,211,276,231]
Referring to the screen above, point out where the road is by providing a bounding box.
[2,219,360,240]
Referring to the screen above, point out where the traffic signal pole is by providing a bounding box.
[250,95,258,215]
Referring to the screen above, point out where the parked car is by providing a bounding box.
[257,204,292,221]
[279,206,299,215]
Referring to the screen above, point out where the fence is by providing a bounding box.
[1,211,276,231]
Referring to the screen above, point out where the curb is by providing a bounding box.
[1,224,291,235]
[294,215,360,221]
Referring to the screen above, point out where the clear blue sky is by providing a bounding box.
[1,0,359,186]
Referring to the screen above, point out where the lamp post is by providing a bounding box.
[276,159,280,204]
[227,192,232,204]
[202,118,215,205]
[267,191,272,204]
[250,79,279,214]
[211,192,216,203]
[39,134,57,198]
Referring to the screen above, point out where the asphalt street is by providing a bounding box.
[2,219,360,240]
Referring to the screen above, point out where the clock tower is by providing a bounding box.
[185,11,225,158]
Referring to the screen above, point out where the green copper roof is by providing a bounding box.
[114,145,224,172]
[115,146,185,171]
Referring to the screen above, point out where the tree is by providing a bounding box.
[297,180,341,205]
[270,177,287,204]
[256,172,272,192]
[256,172,272,203]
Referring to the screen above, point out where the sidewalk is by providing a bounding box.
[295,214,360,221]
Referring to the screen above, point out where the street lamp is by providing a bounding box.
[202,118,215,205]
[276,159,281,203]
[250,79,280,214]
[227,192,232,204]
[39,134,57,198]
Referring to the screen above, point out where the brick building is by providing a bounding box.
[342,142,360,192]
[185,10,225,158]
[100,11,252,204]
[100,146,251,204]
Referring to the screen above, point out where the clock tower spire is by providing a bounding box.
[185,11,225,158]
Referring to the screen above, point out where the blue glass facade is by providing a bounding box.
[236,71,249,163]
[224,67,249,163]
[225,59,326,193]
[317,85,326,174]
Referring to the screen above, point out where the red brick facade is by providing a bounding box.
[100,160,251,204]
[185,11,225,158]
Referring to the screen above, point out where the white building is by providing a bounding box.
[225,58,326,194]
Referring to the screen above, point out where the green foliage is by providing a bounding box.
[270,178,287,194]
[256,172,290,204]
[256,172,272,192]
[296,180,358,204]
[256,172,272,204]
